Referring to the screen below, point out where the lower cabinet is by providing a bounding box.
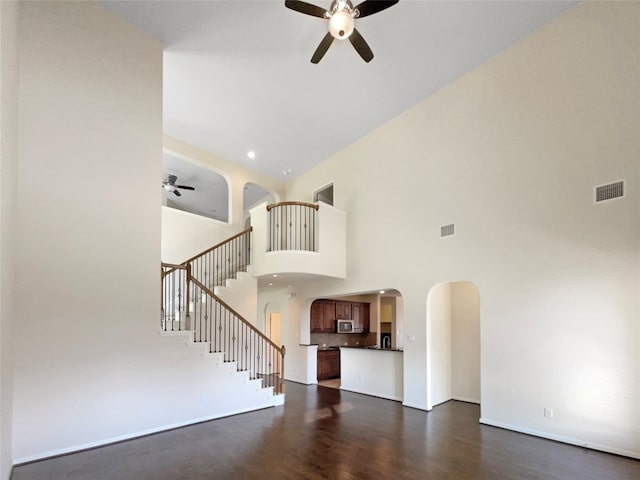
[317,349,340,380]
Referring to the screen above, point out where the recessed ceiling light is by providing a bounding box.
[272,274,278,277]
[268,283,274,286]
[282,168,293,176]
[247,151,256,159]
[380,290,386,294]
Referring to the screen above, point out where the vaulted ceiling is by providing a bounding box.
[101,0,577,180]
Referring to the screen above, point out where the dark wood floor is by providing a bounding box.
[12,381,640,479]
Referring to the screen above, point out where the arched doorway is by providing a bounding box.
[264,302,281,348]
[426,281,480,410]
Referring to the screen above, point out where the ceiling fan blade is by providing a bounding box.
[173,190,182,197]
[349,28,374,62]
[176,185,195,190]
[164,173,177,185]
[354,0,399,18]
[311,32,334,64]
[285,0,327,18]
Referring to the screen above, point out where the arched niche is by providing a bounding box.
[162,152,230,222]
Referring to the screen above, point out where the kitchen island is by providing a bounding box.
[340,346,403,401]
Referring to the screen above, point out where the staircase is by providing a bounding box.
[160,227,285,404]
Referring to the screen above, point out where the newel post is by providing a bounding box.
[280,345,286,394]
[185,263,192,331]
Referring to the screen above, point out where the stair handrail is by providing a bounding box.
[161,228,286,395]
[190,276,286,395]
[181,227,252,289]
[191,276,284,359]
[266,201,319,212]
[183,227,252,265]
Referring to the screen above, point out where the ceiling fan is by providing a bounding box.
[285,0,399,64]
[162,174,195,197]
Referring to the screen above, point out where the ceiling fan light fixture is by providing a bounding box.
[328,10,354,39]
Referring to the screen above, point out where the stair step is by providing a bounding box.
[158,329,194,337]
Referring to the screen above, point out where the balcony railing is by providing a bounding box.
[267,202,318,252]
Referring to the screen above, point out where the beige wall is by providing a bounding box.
[11,1,276,463]
[0,2,18,478]
[284,1,639,458]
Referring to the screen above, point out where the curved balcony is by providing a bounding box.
[249,201,346,280]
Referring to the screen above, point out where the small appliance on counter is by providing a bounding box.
[336,319,355,333]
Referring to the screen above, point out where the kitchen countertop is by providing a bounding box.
[334,345,403,352]
[302,344,403,352]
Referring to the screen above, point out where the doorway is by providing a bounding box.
[264,302,281,348]
[426,281,480,410]
[313,183,333,206]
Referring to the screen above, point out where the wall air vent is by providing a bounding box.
[595,180,624,203]
[440,224,455,238]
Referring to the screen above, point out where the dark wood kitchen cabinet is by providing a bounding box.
[310,300,336,333]
[311,299,370,334]
[352,302,370,333]
[335,301,352,319]
[317,349,340,380]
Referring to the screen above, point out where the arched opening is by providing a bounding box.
[426,281,480,410]
[244,182,275,211]
[162,152,230,222]
[264,302,281,348]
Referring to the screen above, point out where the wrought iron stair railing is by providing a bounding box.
[184,227,252,289]
[160,228,285,395]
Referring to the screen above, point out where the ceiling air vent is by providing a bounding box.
[595,180,624,203]
[440,224,455,238]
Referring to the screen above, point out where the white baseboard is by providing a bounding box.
[402,400,430,411]
[452,396,480,404]
[479,417,640,460]
[13,402,275,466]
[339,386,403,402]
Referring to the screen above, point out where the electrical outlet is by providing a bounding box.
[544,408,553,418]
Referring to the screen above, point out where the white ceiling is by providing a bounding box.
[101,0,577,181]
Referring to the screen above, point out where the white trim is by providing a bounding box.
[479,418,640,460]
[402,401,430,411]
[157,329,193,337]
[13,403,275,466]
[452,396,480,404]
[340,387,403,402]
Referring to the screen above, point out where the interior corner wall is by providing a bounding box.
[450,282,480,403]
[427,283,452,408]
[0,2,18,478]
[285,1,639,458]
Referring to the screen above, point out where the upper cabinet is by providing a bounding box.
[351,303,370,333]
[336,302,351,319]
[310,300,337,333]
[310,299,370,334]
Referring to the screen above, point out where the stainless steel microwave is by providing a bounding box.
[337,320,355,333]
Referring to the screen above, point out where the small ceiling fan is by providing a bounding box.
[285,0,399,64]
[162,174,195,197]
